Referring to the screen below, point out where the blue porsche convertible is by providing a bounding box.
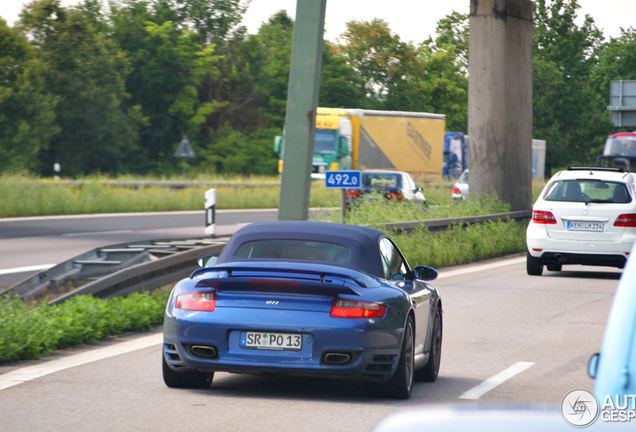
[162,221,443,399]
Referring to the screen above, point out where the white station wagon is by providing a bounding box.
[526,167,636,275]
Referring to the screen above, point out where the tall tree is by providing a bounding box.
[430,11,469,71]
[592,28,636,111]
[533,0,612,170]
[110,0,227,174]
[254,10,294,125]
[334,18,467,129]
[335,19,412,105]
[0,18,58,173]
[171,0,250,47]
[19,0,144,176]
[319,40,366,108]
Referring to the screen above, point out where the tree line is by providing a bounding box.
[0,0,635,178]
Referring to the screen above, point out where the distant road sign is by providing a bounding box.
[174,136,196,159]
[325,170,361,188]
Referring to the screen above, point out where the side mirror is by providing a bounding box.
[197,255,219,268]
[413,265,438,281]
[588,353,600,379]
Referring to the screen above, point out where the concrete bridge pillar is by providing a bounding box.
[468,0,533,211]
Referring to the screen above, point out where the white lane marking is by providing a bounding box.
[437,257,525,280]
[0,255,527,389]
[0,333,163,391]
[459,361,535,400]
[63,230,133,237]
[0,264,56,276]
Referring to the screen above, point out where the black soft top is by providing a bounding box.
[217,221,388,277]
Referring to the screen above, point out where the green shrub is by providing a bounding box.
[391,221,527,269]
[0,290,170,364]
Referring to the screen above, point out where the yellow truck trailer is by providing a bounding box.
[274,108,446,178]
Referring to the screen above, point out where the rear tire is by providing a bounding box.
[364,317,414,400]
[415,307,442,382]
[162,353,213,389]
[526,251,543,276]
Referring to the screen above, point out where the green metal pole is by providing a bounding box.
[278,0,327,221]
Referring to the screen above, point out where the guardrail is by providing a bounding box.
[1,238,228,305]
[54,180,281,188]
[50,180,453,189]
[49,241,227,306]
[372,210,532,233]
[3,210,531,305]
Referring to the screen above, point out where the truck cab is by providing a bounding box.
[274,113,352,180]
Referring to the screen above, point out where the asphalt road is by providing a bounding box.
[0,209,283,288]
[0,213,622,431]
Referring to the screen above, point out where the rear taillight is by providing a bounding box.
[614,214,636,227]
[345,190,360,198]
[532,210,557,224]
[176,292,216,311]
[386,192,404,200]
[330,299,387,318]
[452,186,461,195]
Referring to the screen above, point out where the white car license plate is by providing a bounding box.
[240,332,302,351]
[566,221,604,232]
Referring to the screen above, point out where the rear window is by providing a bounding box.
[362,173,401,188]
[543,180,631,203]
[234,239,351,263]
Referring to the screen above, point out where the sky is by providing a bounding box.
[2,0,636,43]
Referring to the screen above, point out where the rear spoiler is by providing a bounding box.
[191,265,368,297]
[194,277,361,298]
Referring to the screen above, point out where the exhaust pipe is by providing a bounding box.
[554,253,564,261]
[190,345,217,359]
[324,352,352,365]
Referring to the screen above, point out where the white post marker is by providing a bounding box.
[325,170,361,224]
[205,188,216,237]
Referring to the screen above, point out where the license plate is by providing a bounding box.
[240,332,302,351]
[566,221,604,232]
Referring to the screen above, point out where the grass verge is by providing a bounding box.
[0,174,340,217]
[0,290,170,364]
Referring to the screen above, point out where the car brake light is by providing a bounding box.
[614,214,636,227]
[330,299,387,318]
[452,186,461,195]
[386,192,404,200]
[532,210,557,224]
[345,190,360,198]
[176,292,216,311]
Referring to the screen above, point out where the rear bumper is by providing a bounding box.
[526,224,634,268]
[163,307,404,382]
[535,251,626,268]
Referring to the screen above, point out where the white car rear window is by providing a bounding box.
[544,180,631,203]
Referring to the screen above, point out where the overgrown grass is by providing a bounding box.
[0,174,339,217]
[319,191,512,225]
[392,221,527,269]
[0,290,170,364]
